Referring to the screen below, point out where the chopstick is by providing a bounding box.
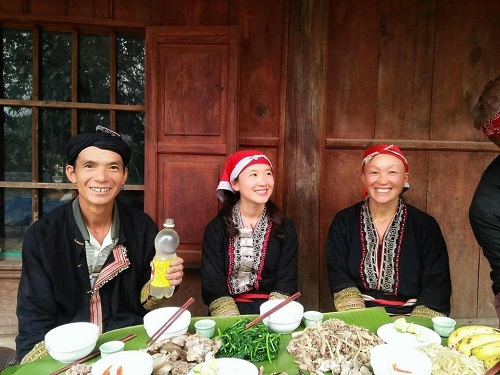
[245,291,301,329]
[49,333,136,375]
[485,360,500,375]
[146,297,195,345]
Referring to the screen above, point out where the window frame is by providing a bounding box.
[0,23,145,251]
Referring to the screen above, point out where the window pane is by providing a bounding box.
[2,107,32,181]
[40,109,71,182]
[2,29,32,100]
[41,31,71,101]
[1,188,31,255]
[79,34,110,103]
[117,190,143,211]
[117,111,144,184]
[117,36,145,105]
[41,188,72,215]
[78,110,110,132]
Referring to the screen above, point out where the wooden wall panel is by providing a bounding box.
[320,149,361,311]
[66,1,99,18]
[0,0,25,14]
[376,0,435,139]
[161,0,229,26]
[326,0,379,139]
[400,151,430,213]
[145,26,239,271]
[231,0,285,141]
[112,0,154,23]
[285,0,324,312]
[427,152,483,318]
[431,0,491,141]
[158,45,227,140]
[28,0,67,15]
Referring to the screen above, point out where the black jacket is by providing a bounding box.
[16,199,158,360]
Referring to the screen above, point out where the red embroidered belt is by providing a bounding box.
[234,293,270,303]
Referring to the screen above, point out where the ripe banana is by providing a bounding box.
[471,340,500,361]
[484,354,500,370]
[447,325,500,349]
[456,333,500,356]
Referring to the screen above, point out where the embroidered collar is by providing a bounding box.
[359,198,407,294]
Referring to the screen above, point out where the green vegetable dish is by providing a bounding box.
[216,319,281,363]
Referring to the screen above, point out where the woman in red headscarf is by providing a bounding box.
[326,145,451,318]
[201,150,299,316]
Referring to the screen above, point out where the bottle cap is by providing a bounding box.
[163,218,175,228]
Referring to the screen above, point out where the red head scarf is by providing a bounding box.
[482,112,500,138]
[216,150,273,201]
[361,144,410,196]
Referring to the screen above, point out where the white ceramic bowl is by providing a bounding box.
[370,343,432,375]
[143,306,191,341]
[260,300,304,334]
[91,350,153,375]
[44,322,99,363]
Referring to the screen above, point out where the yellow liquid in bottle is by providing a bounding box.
[151,259,174,287]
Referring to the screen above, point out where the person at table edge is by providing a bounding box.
[325,144,452,318]
[469,76,500,326]
[15,127,184,363]
[201,150,299,316]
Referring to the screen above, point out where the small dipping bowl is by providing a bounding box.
[99,341,125,357]
[194,319,216,338]
[432,316,456,337]
[303,311,324,327]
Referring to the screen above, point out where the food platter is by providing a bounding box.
[187,358,258,375]
[10,308,425,375]
[377,322,441,347]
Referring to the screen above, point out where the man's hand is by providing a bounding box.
[166,257,184,286]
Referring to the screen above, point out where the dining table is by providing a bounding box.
[0,307,444,375]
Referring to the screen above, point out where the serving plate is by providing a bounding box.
[370,343,431,375]
[377,322,441,347]
[91,350,153,375]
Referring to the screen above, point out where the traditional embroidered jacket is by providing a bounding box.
[326,200,451,315]
[16,198,158,360]
[201,213,299,314]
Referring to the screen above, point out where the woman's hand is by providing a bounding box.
[166,257,184,286]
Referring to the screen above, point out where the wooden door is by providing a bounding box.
[145,26,240,267]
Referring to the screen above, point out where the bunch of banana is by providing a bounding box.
[448,325,500,349]
[448,325,500,369]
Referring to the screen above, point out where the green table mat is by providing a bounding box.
[3,307,405,375]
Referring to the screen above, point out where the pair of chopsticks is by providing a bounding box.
[146,297,195,345]
[49,333,136,375]
[245,291,301,329]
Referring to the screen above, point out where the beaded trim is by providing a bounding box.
[20,341,48,365]
[333,287,365,311]
[410,305,444,319]
[269,291,289,300]
[359,199,407,294]
[209,296,240,316]
[227,202,271,294]
[140,280,174,310]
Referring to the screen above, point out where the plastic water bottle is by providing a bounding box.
[150,218,178,299]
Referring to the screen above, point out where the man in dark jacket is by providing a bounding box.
[469,76,500,326]
[16,127,184,363]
